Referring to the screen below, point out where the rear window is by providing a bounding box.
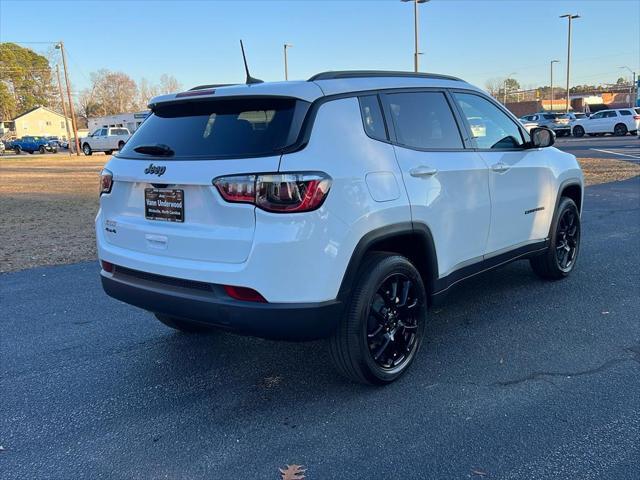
[619,110,632,116]
[111,128,129,135]
[119,97,309,159]
[543,114,559,120]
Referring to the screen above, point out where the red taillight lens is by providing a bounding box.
[223,285,267,303]
[100,169,113,196]
[213,174,256,203]
[256,173,331,212]
[633,115,640,120]
[213,172,331,213]
[101,260,114,273]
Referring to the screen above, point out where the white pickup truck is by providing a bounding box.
[81,127,131,155]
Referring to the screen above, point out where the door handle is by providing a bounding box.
[409,166,438,178]
[491,162,510,173]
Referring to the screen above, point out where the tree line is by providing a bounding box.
[0,43,181,127]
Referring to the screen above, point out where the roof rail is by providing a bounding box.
[188,84,237,91]
[308,70,463,82]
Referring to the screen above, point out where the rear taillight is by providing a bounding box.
[100,169,113,196]
[223,285,267,303]
[633,115,640,120]
[213,172,332,213]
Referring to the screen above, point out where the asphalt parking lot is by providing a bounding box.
[555,134,640,161]
[2,170,639,478]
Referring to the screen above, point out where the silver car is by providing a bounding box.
[520,113,571,137]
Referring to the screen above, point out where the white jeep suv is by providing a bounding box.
[97,71,583,384]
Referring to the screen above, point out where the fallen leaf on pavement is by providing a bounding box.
[280,464,306,480]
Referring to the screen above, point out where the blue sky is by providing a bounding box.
[1,0,638,94]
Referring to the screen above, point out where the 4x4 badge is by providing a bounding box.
[144,163,166,177]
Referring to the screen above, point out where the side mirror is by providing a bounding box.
[530,127,555,148]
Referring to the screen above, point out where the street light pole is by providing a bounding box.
[402,0,429,72]
[550,60,559,111]
[56,41,80,155]
[284,43,293,80]
[560,14,580,114]
[619,66,637,107]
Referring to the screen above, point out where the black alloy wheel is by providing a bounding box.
[329,253,427,385]
[366,273,421,371]
[530,196,581,279]
[554,207,580,272]
[614,123,628,136]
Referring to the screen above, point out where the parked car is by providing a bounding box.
[571,108,640,137]
[562,112,588,129]
[8,136,56,154]
[0,140,5,155]
[97,71,583,385]
[520,112,571,136]
[81,127,131,155]
[519,118,539,132]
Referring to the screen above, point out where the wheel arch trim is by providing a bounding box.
[337,222,439,302]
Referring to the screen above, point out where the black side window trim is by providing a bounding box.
[448,88,530,151]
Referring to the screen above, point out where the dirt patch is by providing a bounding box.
[0,155,638,273]
[578,157,640,186]
[0,155,107,272]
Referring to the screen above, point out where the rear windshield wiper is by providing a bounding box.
[133,144,175,157]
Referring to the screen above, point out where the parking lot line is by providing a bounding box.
[590,148,640,160]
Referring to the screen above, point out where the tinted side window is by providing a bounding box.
[358,95,387,141]
[619,110,631,116]
[604,111,617,118]
[590,112,603,119]
[453,92,524,149]
[385,92,463,149]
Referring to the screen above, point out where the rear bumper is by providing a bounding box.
[100,267,343,341]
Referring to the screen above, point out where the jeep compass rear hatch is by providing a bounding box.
[100,97,309,264]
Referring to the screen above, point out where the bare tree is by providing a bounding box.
[158,74,181,94]
[136,74,181,110]
[77,69,138,118]
[484,77,503,98]
[137,78,160,109]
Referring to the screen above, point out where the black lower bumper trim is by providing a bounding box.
[101,273,343,341]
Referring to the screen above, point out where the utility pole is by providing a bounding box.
[284,43,293,80]
[402,0,429,72]
[560,14,580,113]
[55,65,73,155]
[550,60,559,111]
[56,41,80,155]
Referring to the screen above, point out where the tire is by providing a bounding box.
[154,313,214,333]
[530,197,580,280]
[82,143,92,156]
[39,146,46,154]
[118,141,125,150]
[613,123,628,136]
[14,147,21,154]
[572,125,585,137]
[329,253,427,385]
[105,150,113,155]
